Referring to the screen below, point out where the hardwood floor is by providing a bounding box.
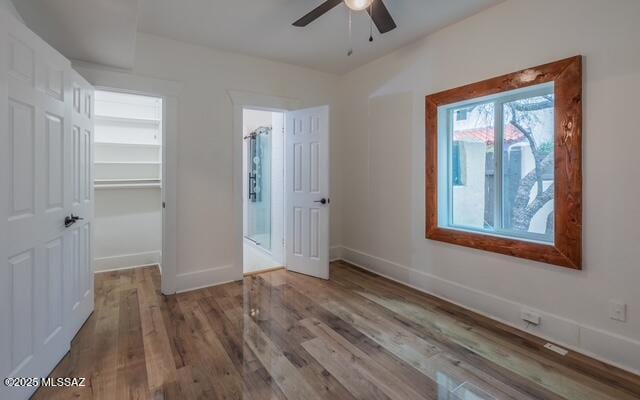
[33,261,640,400]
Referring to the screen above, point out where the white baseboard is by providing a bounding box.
[175,264,242,294]
[175,244,343,294]
[95,250,161,272]
[330,245,343,262]
[336,245,640,375]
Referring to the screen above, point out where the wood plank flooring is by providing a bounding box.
[33,261,640,400]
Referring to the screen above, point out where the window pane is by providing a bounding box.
[451,102,495,230]
[502,93,555,240]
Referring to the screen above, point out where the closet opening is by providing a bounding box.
[242,108,286,274]
[93,90,164,273]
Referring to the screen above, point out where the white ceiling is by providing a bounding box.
[11,0,502,74]
[138,0,502,74]
[12,0,142,69]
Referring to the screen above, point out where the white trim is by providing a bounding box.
[95,250,161,272]
[72,60,183,96]
[95,262,160,274]
[175,264,237,294]
[335,245,640,375]
[73,62,181,295]
[228,90,303,280]
[330,245,343,262]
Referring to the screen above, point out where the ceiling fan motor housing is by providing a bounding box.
[293,0,397,35]
[344,0,374,11]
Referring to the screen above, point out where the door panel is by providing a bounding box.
[0,10,94,400]
[8,250,34,372]
[70,228,80,310]
[285,106,330,279]
[8,100,35,221]
[72,125,80,204]
[45,113,64,210]
[44,237,64,341]
[68,70,94,337]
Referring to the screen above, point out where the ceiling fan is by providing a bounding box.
[293,0,397,34]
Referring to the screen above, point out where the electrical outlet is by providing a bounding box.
[521,309,541,325]
[609,300,627,322]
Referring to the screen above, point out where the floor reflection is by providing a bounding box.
[34,263,639,399]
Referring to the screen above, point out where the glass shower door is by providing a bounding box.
[246,127,272,250]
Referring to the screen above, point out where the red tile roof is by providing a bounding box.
[453,124,524,144]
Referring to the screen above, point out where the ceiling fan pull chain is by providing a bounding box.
[347,10,353,56]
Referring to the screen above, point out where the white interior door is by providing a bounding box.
[285,106,330,279]
[67,70,94,337]
[0,10,94,400]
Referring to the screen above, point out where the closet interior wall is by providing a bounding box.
[93,91,163,271]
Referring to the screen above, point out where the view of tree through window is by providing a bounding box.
[446,84,555,243]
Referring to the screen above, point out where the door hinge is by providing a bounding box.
[162,202,166,209]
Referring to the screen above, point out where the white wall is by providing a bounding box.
[94,189,162,270]
[78,33,341,288]
[0,0,23,22]
[337,0,640,373]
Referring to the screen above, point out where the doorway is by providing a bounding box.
[93,90,164,273]
[230,91,331,281]
[242,108,285,274]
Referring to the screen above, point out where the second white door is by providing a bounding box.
[0,10,94,400]
[285,106,330,279]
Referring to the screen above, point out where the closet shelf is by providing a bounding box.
[95,115,161,126]
[94,179,162,190]
[95,178,161,183]
[95,161,161,165]
[95,183,162,190]
[94,142,161,148]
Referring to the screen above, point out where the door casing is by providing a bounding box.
[230,91,302,280]
[72,62,181,295]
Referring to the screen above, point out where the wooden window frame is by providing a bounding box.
[426,56,582,269]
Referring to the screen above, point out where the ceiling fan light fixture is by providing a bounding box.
[344,0,373,11]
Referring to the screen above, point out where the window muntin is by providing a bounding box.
[439,83,555,244]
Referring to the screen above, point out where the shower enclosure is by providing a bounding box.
[245,126,272,250]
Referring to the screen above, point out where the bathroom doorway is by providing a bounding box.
[242,108,285,274]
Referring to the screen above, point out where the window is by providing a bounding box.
[426,56,582,269]
[444,83,555,242]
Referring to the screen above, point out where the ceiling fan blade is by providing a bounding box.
[367,0,397,34]
[293,0,343,27]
